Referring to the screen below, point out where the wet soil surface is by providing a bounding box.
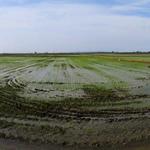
[0,138,97,150]
[0,55,150,149]
[0,138,149,150]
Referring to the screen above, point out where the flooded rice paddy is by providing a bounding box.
[0,54,149,149]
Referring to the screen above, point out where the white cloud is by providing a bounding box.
[110,0,150,14]
[0,2,150,53]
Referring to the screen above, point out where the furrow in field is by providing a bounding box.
[1,87,150,120]
[93,64,143,83]
[0,58,53,80]
[92,63,150,94]
[95,61,150,79]
[71,58,113,84]
[0,109,149,129]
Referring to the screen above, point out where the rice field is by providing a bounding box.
[0,53,150,149]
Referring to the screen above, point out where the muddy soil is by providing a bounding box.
[0,138,149,150]
[0,138,98,150]
[0,54,150,149]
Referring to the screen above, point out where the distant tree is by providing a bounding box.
[136,51,142,54]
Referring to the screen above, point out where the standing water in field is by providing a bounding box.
[0,54,149,149]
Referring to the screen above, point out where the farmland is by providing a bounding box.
[0,53,150,149]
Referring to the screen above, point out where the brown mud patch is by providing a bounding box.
[0,85,149,148]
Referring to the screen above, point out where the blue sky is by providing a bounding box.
[0,0,118,5]
[0,0,150,53]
